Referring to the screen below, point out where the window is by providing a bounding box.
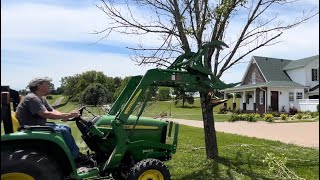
[259,91,264,105]
[296,92,303,100]
[289,92,294,101]
[252,72,256,84]
[312,69,318,81]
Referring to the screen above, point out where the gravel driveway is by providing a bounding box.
[163,118,319,148]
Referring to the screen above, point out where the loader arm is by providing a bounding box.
[101,40,242,173]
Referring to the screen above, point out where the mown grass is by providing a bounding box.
[2,98,319,179]
[46,94,64,105]
[55,98,239,122]
[166,125,319,180]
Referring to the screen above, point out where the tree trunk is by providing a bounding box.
[200,91,218,159]
[182,97,186,107]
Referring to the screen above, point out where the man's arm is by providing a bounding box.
[40,97,79,120]
[37,109,79,120]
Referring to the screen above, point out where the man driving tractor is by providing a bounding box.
[15,77,90,165]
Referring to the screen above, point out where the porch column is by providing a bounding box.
[253,90,256,112]
[242,91,246,111]
[267,87,270,111]
[223,93,227,108]
[232,93,236,110]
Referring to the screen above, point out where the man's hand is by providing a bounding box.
[69,110,80,118]
[61,111,80,122]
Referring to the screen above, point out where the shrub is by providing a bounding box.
[294,113,303,120]
[280,114,288,120]
[311,111,319,118]
[253,113,261,119]
[247,114,257,122]
[218,106,228,114]
[228,114,239,122]
[264,113,274,122]
[302,114,312,119]
[228,113,258,122]
[46,95,53,99]
[289,106,298,115]
[234,108,242,114]
[267,111,280,117]
[79,83,113,105]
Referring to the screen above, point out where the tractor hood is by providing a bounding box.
[95,115,168,130]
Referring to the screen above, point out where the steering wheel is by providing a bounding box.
[64,106,87,122]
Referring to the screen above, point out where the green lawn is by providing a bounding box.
[137,98,240,121]
[166,125,319,180]
[46,95,64,105]
[53,99,318,179]
[54,98,239,122]
[2,98,318,179]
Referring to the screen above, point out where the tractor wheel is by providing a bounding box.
[127,158,171,180]
[1,149,63,180]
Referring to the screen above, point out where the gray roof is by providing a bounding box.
[282,55,319,70]
[221,81,305,92]
[253,56,292,81]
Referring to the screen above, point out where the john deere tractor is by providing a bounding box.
[1,40,234,180]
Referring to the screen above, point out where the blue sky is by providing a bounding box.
[1,0,319,90]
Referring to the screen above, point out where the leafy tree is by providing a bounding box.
[113,76,131,100]
[60,70,115,101]
[113,77,122,89]
[156,87,171,101]
[95,0,318,159]
[79,83,113,106]
[49,83,56,95]
[174,91,194,107]
[18,89,29,96]
[186,95,195,105]
[55,86,64,95]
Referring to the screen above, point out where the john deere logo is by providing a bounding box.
[142,149,154,153]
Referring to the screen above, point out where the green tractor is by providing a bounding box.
[1,41,233,180]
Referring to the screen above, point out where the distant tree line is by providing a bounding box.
[18,70,195,106]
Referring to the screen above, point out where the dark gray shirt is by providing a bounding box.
[15,93,53,126]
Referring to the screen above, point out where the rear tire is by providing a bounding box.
[127,158,171,180]
[1,149,63,180]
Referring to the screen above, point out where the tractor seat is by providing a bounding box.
[10,112,57,133]
[11,111,20,133]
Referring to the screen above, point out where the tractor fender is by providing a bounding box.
[1,131,78,177]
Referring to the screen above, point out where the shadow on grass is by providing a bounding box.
[178,153,273,180]
[175,106,201,109]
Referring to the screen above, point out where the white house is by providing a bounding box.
[221,55,319,114]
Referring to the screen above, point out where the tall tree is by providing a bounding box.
[60,70,115,101]
[95,0,318,159]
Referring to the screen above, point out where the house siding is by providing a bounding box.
[286,68,306,86]
[305,59,319,88]
[243,63,266,85]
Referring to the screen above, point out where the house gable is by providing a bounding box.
[283,55,319,70]
[254,56,292,81]
[242,59,266,85]
[284,55,319,87]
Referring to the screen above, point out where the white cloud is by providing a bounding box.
[1,44,154,90]
[1,3,166,47]
[1,1,319,90]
